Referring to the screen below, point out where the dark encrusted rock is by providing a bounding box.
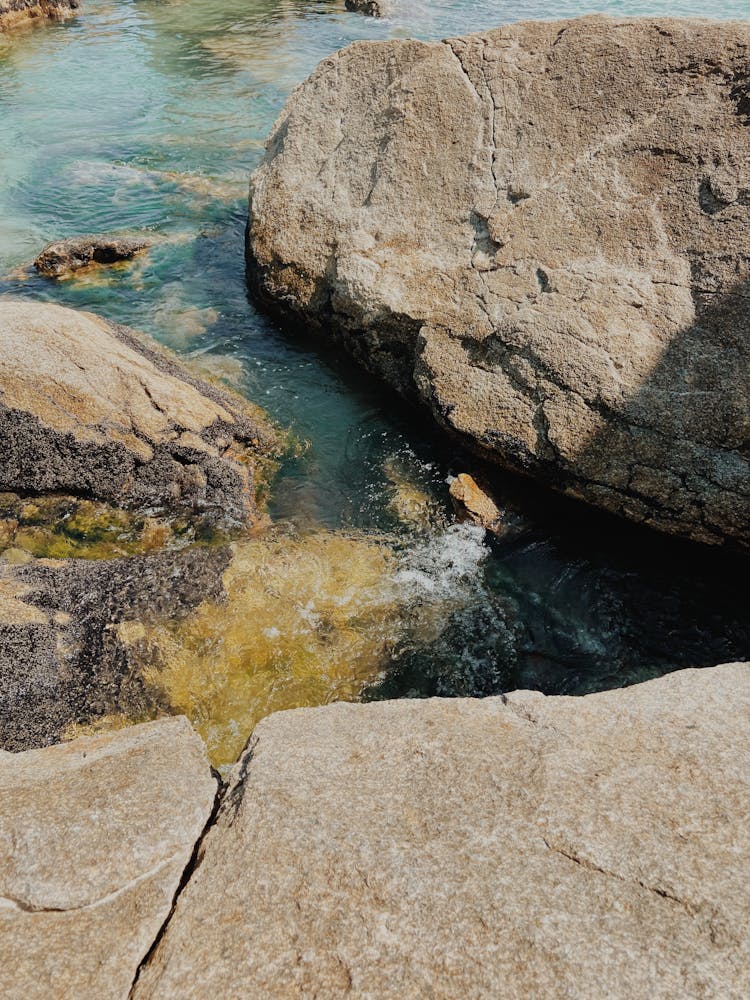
[0,544,233,751]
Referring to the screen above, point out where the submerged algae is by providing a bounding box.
[0,493,227,560]
[113,522,492,768]
[125,529,397,768]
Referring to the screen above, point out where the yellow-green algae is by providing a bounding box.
[0,493,227,561]
[116,527,398,768]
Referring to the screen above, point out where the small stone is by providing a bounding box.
[449,473,503,533]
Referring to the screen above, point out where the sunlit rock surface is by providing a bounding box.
[133,664,750,999]
[0,0,79,32]
[248,16,750,549]
[0,717,216,1000]
[0,299,278,529]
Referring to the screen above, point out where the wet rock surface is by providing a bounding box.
[133,664,750,999]
[0,717,216,1000]
[248,16,750,550]
[34,233,157,278]
[0,299,277,529]
[0,0,79,31]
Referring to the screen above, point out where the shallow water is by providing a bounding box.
[1,0,749,757]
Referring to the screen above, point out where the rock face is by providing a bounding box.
[0,717,216,1000]
[248,16,750,549]
[133,663,750,999]
[0,0,79,31]
[34,233,157,278]
[0,300,275,529]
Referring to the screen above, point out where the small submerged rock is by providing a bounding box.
[449,472,503,534]
[0,717,216,1000]
[34,233,157,278]
[344,0,392,16]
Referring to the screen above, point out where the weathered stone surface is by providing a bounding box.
[0,717,216,1000]
[344,0,391,17]
[34,233,157,278]
[0,300,276,528]
[134,663,750,999]
[248,16,750,549]
[449,472,503,532]
[0,0,79,31]
[0,544,232,751]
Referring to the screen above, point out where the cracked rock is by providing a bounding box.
[133,664,750,999]
[0,717,217,1000]
[247,16,750,550]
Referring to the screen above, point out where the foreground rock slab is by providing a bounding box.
[248,16,750,549]
[0,717,216,1000]
[134,664,750,999]
[0,300,276,528]
[34,233,157,277]
[0,0,79,31]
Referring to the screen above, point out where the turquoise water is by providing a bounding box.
[1,0,749,706]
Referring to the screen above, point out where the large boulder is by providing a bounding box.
[133,664,750,999]
[0,300,276,529]
[0,717,216,1000]
[0,0,80,31]
[248,16,750,549]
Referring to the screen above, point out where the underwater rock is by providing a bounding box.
[0,300,278,530]
[248,16,750,550]
[0,543,232,751]
[133,664,750,999]
[449,472,503,533]
[0,717,216,1000]
[34,233,157,278]
[0,0,79,32]
[344,0,391,16]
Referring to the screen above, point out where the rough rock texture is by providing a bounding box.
[344,0,391,17]
[0,544,232,751]
[34,233,157,277]
[248,16,750,549]
[134,663,750,999]
[0,300,276,528]
[0,717,216,1000]
[0,0,79,31]
[449,472,503,532]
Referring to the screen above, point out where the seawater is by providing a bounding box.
[1,0,748,759]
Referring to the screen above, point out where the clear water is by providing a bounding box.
[0,0,748,725]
